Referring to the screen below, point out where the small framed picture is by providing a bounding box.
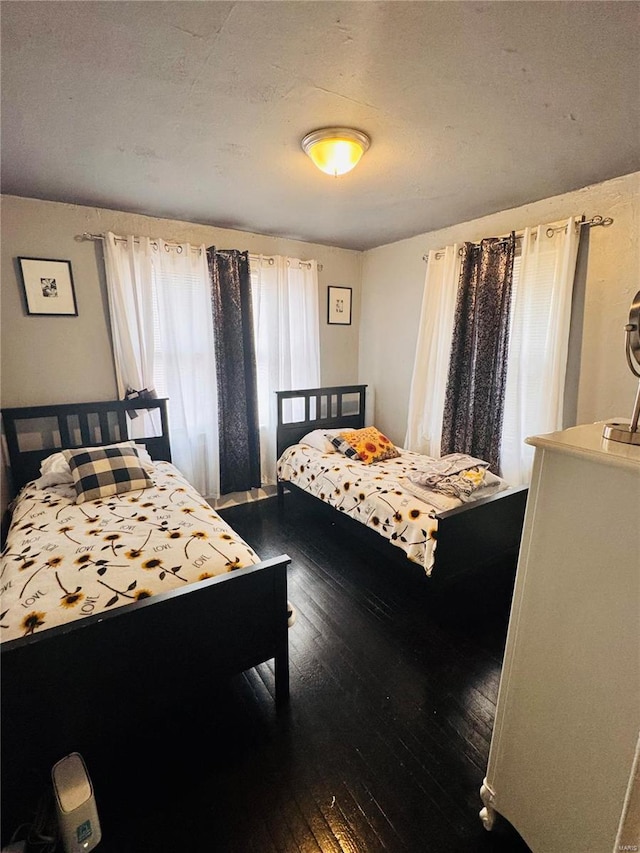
[328,286,352,325]
[18,257,78,316]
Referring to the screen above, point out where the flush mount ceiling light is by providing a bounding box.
[301,127,371,176]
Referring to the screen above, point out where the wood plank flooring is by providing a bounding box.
[10,495,533,852]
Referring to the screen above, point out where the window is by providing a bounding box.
[249,255,320,482]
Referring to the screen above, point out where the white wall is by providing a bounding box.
[0,195,362,510]
[359,172,640,445]
[1,195,362,407]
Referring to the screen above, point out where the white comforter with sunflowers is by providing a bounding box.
[277,445,507,575]
[0,462,260,643]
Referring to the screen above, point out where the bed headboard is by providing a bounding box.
[2,398,172,493]
[276,385,367,459]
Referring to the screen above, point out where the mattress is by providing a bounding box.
[277,444,507,574]
[0,461,261,642]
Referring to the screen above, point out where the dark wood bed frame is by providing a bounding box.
[1,398,291,836]
[276,385,528,583]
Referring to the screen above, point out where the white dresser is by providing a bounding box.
[480,423,640,853]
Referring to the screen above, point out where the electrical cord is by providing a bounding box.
[6,788,59,853]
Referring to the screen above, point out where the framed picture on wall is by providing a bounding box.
[18,257,78,316]
[328,286,352,325]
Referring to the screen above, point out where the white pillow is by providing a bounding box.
[298,429,339,454]
[35,441,155,488]
[477,469,509,495]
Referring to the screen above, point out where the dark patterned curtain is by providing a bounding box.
[440,235,515,474]
[207,247,261,494]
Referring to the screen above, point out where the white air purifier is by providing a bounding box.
[51,753,101,852]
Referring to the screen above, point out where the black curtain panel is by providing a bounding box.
[207,247,261,494]
[440,235,515,474]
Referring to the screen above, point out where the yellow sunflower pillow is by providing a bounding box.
[339,426,400,464]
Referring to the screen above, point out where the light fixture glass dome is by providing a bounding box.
[301,127,370,176]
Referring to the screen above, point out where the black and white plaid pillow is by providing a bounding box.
[326,433,360,459]
[62,446,153,504]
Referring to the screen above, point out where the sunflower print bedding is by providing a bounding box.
[277,444,507,575]
[0,462,260,643]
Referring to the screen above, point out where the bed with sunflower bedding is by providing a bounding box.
[1,397,290,832]
[1,456,273,641]
[276,385,528,582]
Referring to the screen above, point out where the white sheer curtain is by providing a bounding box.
[103,233,155,399]
[500,217,581,485]
[151,240,219,498]
[103,233,220,498]
[404,218,581,483]
[250,255,321,484]
[404,244,462,455]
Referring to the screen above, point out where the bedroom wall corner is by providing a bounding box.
[357,232,428,444]
[358,171,640,447]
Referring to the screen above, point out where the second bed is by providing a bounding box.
[276,385,527,581]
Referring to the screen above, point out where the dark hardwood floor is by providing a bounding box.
[8,495,533,852]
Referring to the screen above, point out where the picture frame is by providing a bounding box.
[18,257,78,316]
[327,286,352,325]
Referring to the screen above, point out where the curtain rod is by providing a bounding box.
[423,214,614,262]
[248,254,322,270]
[78,231,203,254]
[77,232,321,269]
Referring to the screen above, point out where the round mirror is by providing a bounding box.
[627,290,640,375]
[602,289,640,445]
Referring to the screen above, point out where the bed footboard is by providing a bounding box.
[434,485,528,579]
[1,554,290,836]
[278,478,527,582]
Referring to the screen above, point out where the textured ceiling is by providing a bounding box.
[2,1,639,251]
